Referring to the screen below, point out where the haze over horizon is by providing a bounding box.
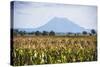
[16,17,92,33]
[12,1,97,30]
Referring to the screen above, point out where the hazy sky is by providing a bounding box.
[13,1,97,30]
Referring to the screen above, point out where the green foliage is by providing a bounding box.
[42,31,48,36]
[91,29,96,35]
[49,31,55,36]
[35,31,41,36]
[82,31,87,35]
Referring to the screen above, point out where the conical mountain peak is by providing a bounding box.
[32,17,86,33]
[18,17,87,33]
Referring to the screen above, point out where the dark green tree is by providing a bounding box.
[82,31,87,35]
[35,31,41,36]
[42,31,48,36]
[49,31,55,36]
[19,31,26,36]
[91,29,96,35]
[28,32,35,35]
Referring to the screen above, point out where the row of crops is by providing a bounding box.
[11,36,97,66]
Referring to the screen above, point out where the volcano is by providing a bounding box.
[18,17,87,33]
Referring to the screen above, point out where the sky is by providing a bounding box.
[12,1,97,30]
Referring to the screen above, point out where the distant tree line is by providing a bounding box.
[82,29,97,36]
[13,29,55,36]
[13,29,97,36]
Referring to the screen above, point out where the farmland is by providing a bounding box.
[11,36,97,66]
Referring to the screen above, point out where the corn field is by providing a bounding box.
[11,36,97,66]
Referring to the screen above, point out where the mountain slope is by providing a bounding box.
[18,17,87,33]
